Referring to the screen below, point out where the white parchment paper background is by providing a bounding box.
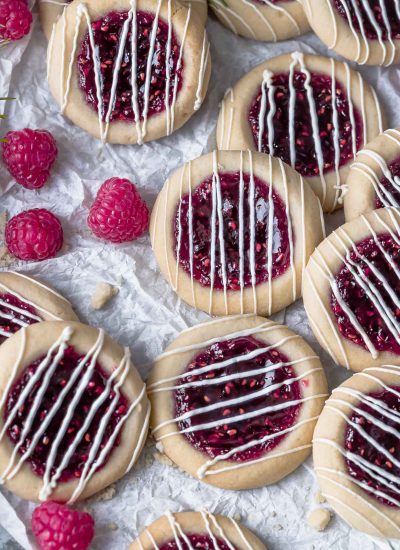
[1,3,400,549]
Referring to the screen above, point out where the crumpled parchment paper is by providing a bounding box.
[1,2,400,549]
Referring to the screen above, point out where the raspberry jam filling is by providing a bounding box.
[344,386,400,507]
[375,155,400,208]
[248,71,362,178]
[174,172,291,290]
[0,293,40,344]
[160,535,234,550]
[331,233,400,354]
[174,336,302,462]
[5,346,128,482]
[334,0,400,40]
[78,11,183,122]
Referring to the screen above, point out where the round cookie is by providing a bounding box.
[147,315,328,490]
[150,150,325,317]
[210,0,310,42]
[47,0,211,145]
[216,51,385,213]
[303,207,400,372]
[0,321,150,503]
[39,0,208,40]
[301,0,400,67]
[314,365,400,539]
[0,271,78,344]
[129,510,267,549]
[344,129,400,222]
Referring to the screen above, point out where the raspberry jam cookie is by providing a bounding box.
[0,271,78,344]
[47,0,211,145]
[217,52,385,213]
[147,316,328,490]
[344,129,400,222]
[150,150,325,317]
[210,0,310,42]
[302,0,400,67]
[0,321,150,502]
[313,365,400,539]
[303,207,400,372]
[129,511,267,549]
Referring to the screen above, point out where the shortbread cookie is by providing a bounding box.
[0,321,150,502]
[210,0,310,42]
[344,129,400,221]
[302,0,400,66]
[39,0,208,40]
[217,52,385,212]
[303,207,400,371]
[314,365,400,539]
[47,0,211,145]
[148,315,328,490]
[129,511,267,549]
[0,271,78,345]
[150,150,325,317]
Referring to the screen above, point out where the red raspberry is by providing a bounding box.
[5,208,63,261]
[32,502,95,550]
[88,177,149,243]
[2,129,58,190]
[0,0,32,42]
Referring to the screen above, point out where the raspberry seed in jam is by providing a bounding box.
[0,293,41,344]
[334,0,400,41]
[160,535,234,550]
[375,155,400,208]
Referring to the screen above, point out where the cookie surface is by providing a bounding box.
[344,128,400,221]
[0,321,150,502]
[0,271,78,344]
[303,207,400,371]
[210,0,310,42]
[47,0,211,145]
[314,365,400,539]
[129,510,267,549]
[216,52,385,213]
[150,150,325,317]
[302,0,400,66]
[148,315,328,490]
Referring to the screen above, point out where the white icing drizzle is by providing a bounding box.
[150,321,326,478]
[55,0,207,144]
[0,326,148,502]
[219,88,234,150]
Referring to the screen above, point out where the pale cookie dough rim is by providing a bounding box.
[47,0,211,145]
[301,0,400,67]
[344,129,400,222]
[150,149,325,317]
[216,51,385,213]
[303,207,400,372]
[313,366,400,539]
[148,315,328,490]
[209,0,310,42]
[0,321,150,503]
[129,510,267,550]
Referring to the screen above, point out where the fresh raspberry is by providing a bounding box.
[31,502,95,550]
[0,0,32,42]
[88,177,149,243]
[5,208,63,261]
[2,129,58,190]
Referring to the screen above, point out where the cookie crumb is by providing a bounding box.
[274,524,283,531]
[91,282,119,310]
[314,490,326,504]
[232,513,241,522]
[155,441,164,453]
[307,509,332,531]
[106,522,118,531]
[270,511,277,518]
[153,451,174,467]
[91,484,116,502]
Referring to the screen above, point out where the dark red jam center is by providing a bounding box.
[248,71,362,178]
[375,155,400,208]
[175,336,302,462]
[334,0,400,40]
[345,386,400,507]
[160,535,234,550]
[0,293,40,344]
[174,172,291,290]
[5,346,128,483]
[331,233,400,355]
[78,11,183,122]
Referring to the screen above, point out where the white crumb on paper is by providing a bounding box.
[91,281,119,310]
